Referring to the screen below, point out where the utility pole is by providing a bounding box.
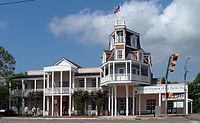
[165,56,171,116]
[184,57,191,115]
[165,53,179,116]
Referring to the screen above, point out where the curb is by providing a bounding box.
[1,117,97,120]
[53,118,97,120]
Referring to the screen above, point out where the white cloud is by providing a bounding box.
[49,0,200,64]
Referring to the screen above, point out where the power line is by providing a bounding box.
[0,0,35,6]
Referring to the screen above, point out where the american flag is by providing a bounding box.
[114,6,120,14]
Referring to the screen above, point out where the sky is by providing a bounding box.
[0,0,199,82]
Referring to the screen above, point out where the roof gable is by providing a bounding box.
[54,57,81,68]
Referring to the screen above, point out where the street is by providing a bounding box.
[0,117,199,123]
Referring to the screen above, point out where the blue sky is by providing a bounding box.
[0,0,199,82]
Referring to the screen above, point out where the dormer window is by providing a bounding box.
[130,35,137,48]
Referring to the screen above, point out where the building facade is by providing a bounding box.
[11,20,192,116]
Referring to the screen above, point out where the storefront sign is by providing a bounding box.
[135,84,185,94]
[173,102,183,108]
[162,94,184,101]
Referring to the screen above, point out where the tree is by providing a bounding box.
[73,90,89,115]
[188,73,200,113]
[90,90,106,116]
[27,91,43,110]
[0,46,16,109]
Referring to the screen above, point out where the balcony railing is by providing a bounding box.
[45,87,69,94]
[101,74,151,85]
[73,87,100,92]
[11,87,101,96]
[11,88,43,97]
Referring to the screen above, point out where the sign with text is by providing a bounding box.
[135,84,186,94]
[162,94,184,101]
[173,102,183,108]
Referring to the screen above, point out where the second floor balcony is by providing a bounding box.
[101,73,151,85]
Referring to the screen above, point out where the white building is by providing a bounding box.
[11,20,192,116]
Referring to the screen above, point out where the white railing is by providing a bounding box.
[11,88,43,97]
[101,74,151,84]
[73,87,100,92]
[45,87,70,94]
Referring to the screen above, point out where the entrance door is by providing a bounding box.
[147,99,156,114]
[167,101,174,114]
[118,98,125,115]
[118,98,136,115]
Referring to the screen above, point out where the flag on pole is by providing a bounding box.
[114,6,120,14]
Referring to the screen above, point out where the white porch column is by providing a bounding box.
[125,61,128,76]
[52,71,54,116]
[111,86,114,116]
[186,85,188,115]
[139,94,141,115]
[22,79,25,114]
[60,71,63,116]
[108,87,110,115]
[114,84,117,116]
[69,71,72,116]
[191,102,193,114]
[130,61,132,80]
[96,77,98,89]
[9,82,11,110]
[139,64,141,81]
[159,93,161,106]
[43,72,46,116]
[69,71,72,91]
[132,85,135,115]
[72,72,75,89]
[126,84,129,116]
[34,79,37,91]
[69,95,72,116]
[47,73,49,88]
[113,63,115,80]
[84,77,86,91]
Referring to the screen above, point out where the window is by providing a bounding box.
[146,99,156,113]
[63,81,69,87]
[118,68,125,74]
[116,31,124,43]
[133,65,140,75]
[31,82,34,89]
[79,80,84,87]
[92,79,96,87]
[117,50,123,59]
[141,65,148,76]
[132,68,136,74]
[130,35,137,48]
[139,52,143,62]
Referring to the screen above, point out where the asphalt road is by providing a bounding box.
[0,118,199,123]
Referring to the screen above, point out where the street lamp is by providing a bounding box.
[184,57,191,115]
